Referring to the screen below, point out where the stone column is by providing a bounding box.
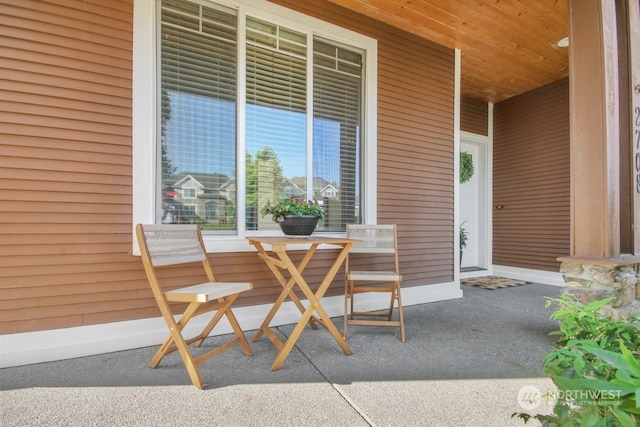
[560,260,638,319]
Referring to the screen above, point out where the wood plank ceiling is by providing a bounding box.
[326,0,569,103]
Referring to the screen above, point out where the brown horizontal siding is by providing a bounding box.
[460,96,489,135]
[493,77,570,271]
[358,3,454,285]
[0,0,136,334]
[0,0,455,334]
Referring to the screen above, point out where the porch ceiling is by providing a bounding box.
[326,0,569,103]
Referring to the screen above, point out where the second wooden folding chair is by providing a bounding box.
[344,224,406,342]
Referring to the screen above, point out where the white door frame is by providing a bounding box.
[460,130,492,278]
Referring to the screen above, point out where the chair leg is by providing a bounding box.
[149,336,174,368]
[174,295,250,356]
[349,281,356,320]
[150,298,253,389]
[191,302,228,348]
[224,307,253,356]
[387,285,396,320]
[396,284,406,343]
[343,280,350,339]
[173,330,205,389]
[150,301,200,368]
[345,281,406,343]
[154,310,205,389]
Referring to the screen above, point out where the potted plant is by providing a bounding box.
[459,223,469,263]
[261,196,324,236]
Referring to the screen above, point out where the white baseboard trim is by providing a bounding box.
[0,282,462,368]
[491,265,566,287]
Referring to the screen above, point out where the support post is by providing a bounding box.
[561,0,640,317]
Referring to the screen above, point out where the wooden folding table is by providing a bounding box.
[247,236,360,371]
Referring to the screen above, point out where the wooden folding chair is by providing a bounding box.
[344,224,405,342]
[136,224,253,389]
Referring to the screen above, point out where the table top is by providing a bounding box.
[247,235,361,246]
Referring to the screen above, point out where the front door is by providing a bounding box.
[460,135,488,270]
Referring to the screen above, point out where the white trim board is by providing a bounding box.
[0,283,462,368]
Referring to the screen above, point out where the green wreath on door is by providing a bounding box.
[459,151,475,251]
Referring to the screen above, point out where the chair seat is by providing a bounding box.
[165,282,252,303]
[347,271,401,281]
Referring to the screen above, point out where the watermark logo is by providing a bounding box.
[517,385,543,410]
[517,385,623,410]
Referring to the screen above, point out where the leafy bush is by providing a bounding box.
[514,294,640,426]
[261,196,324,222]
[459,226,469,250]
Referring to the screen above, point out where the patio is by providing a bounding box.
[1,282,562,426]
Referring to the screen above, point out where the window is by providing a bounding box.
[133,0,377,251]
[160,0,237,230]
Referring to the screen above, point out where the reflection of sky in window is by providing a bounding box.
[165,92,236,176]
[165,92,340,183]
[313,119,340,185]
[246,104,306,179]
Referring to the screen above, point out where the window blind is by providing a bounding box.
[245,16,307,231]
[313,38,362,229]
[159,0,238,230]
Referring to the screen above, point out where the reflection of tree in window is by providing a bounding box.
[160,88,175,179]
[246,147,285,230]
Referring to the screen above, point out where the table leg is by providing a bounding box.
[290,243,353,355]
[251,242,319,345]
[269,244,353,370]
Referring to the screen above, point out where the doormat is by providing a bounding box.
[461,276,530,290]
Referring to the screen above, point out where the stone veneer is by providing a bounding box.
[559,260,640,320]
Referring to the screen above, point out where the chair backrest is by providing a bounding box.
[346,224,397,254]
[136,224,207,267]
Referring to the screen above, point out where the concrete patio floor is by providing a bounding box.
[0,282,562,426]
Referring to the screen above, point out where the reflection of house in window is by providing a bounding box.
[282,182,305,199]
[165,172,232,225]
[321,184,338,199]
[290,177,338,201]
[205,202,219,220]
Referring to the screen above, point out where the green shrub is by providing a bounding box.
[514,294,640,426]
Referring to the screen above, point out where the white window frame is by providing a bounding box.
[132,0,377,253]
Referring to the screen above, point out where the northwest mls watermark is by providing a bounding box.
[517,385,623,410]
